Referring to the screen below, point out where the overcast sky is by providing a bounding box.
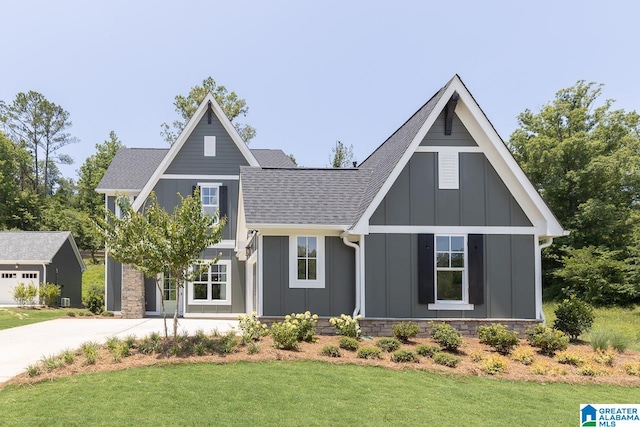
[2,0,638,179]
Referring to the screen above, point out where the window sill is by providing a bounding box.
[289,281,325,289]
[428,303,475,311]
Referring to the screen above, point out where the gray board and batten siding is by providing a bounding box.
[262,236,355,317]
[47,238,83,306]
[364,234,536,319]
[164,112,250,176]
[420,111,478,147]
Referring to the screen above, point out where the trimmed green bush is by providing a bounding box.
[416,344,440,358]
[376,337,401,352]
[432,352,461,368]
[338,336,359,351]
[391,349,418,363]
[392,321,420,343]
[270,321,299,350]
[321,345,341,358]
[357,346,382,359]
[38,282,61,307]
[429,322,463,351]
[84,283,105,314]
[525,324,569,356]
[12,282,37,307]
[477,324,519,355]
[553,295,594,341]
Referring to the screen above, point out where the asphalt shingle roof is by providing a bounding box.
[240,167,372,226]
[0,231,74,262]
[96,148,168,191]
[251,149,297,168]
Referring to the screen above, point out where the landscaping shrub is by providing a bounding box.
[391,349,418,363]
[40,354,64,372]
[479,355,507,375]
[38,282,61,307]
[285,311,318,342]
[60,349,75,365]
[12,282,37,307]
[217,331,238,355]
[555,351,584,366]
[321,345,341,358]
[553,295,594,341]
[80,341,100,365]
[238,312,269,342]
[592,349,615,367]
[477,324,519,355]
[376,337,401,352]
[84,283,105,314]
[589,329,632,353]
[432,352,461,368]
[624,362,640,376]
[338,336,359,351]
[247,342,260,355]
[429,322,463,351]
[270,321,299,350]
[577,363,600,376]
[415,344,440,358]
[329,314,362,338]
[469,350,485,363]
[589,329,610,351]
[357,346,382,359]
[525,324,569,356]
[512,347,535,365]
[392,321,420,343]
[26,364,41,377]
[531,362,550,375]
[609,331,631,353]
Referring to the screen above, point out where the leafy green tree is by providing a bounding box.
[161,76,256,144]
[330,141,355,168]
[509,81,640,303]
[99,190,225,338]
[0,91,78,196]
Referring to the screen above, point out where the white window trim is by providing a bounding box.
[289,235,325,289]
[204,135,216,157]
[198,182,221,223]
[187,260,232,305]
[428,234,474,311]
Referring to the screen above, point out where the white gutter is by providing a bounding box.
[341,235,361,318]
[536,237,554,324]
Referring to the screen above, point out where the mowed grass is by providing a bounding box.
[1,361,638,426]
[0,308,72,331]
[543,302,640,351]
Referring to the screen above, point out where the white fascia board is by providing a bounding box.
[235,181,248,253]
[351,79,460,232]
[132,93,258,212]
[255,227,345,237]
[96,189,141,196]
[248,224,349,233]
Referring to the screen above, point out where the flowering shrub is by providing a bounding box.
[329,314,362,338]
[238,312,269,342]
[270,321,299,350]
[285,311,318,342]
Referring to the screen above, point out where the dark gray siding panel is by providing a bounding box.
[387,235,413,317]
[106,257,121,312]
[164,113,250,175]
[48,239,82,307]
[144,277,156,312]
[153,179,238,240]
[364,234,387,317]
[185,249,245,314]
[420,111,478,147]
[511,235,536,318]
[486,235,512,317]
[262,236,354,317]
[370,153,531,227]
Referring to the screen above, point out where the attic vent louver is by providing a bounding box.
[207,100,212,124]
[444,93,459,135]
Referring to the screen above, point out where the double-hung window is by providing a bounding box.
[188,260,231,305]
[435,235,467,303]
[289,236,325,288]
[198,183,220,218]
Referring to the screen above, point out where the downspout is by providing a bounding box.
[537,237,554,324]
[342,235,361,318]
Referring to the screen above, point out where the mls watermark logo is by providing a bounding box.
[581,404,640,426]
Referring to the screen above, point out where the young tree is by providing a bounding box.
[161,76,256,144]
[329,141,355,168]
[99,191,225,338]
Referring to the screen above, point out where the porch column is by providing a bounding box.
[121,264,145,318]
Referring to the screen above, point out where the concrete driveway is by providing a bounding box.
[0,317,238,384]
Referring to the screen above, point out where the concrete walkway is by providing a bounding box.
[0,317,238,384]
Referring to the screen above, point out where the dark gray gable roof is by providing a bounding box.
[240,167,372,226]
[96,148,168,191]
[250,149,296,168]
[0,231,80,264]
[354,78,452,223]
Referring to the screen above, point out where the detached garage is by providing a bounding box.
[0,231,86,306]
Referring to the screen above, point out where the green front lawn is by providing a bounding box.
[1,361,637,426]
[0,307,72,331]
[82,258,104,302]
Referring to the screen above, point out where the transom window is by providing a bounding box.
[188,260,231,305]
[435,235,466,302]
[198,183,220,218]
[289,235,325,288]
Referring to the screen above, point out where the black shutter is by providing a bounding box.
[219,186,228,220]
[468,234,484,305]
[192,185,198,196]
[418,234,435,304]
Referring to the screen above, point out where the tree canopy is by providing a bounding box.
[161,76,256,144]
[329,141,355,168]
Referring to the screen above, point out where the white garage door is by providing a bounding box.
[0,271,39,305]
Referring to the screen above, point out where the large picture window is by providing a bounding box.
[289,235,325,288]
[188,260,231,305]
[435,235,466,302]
